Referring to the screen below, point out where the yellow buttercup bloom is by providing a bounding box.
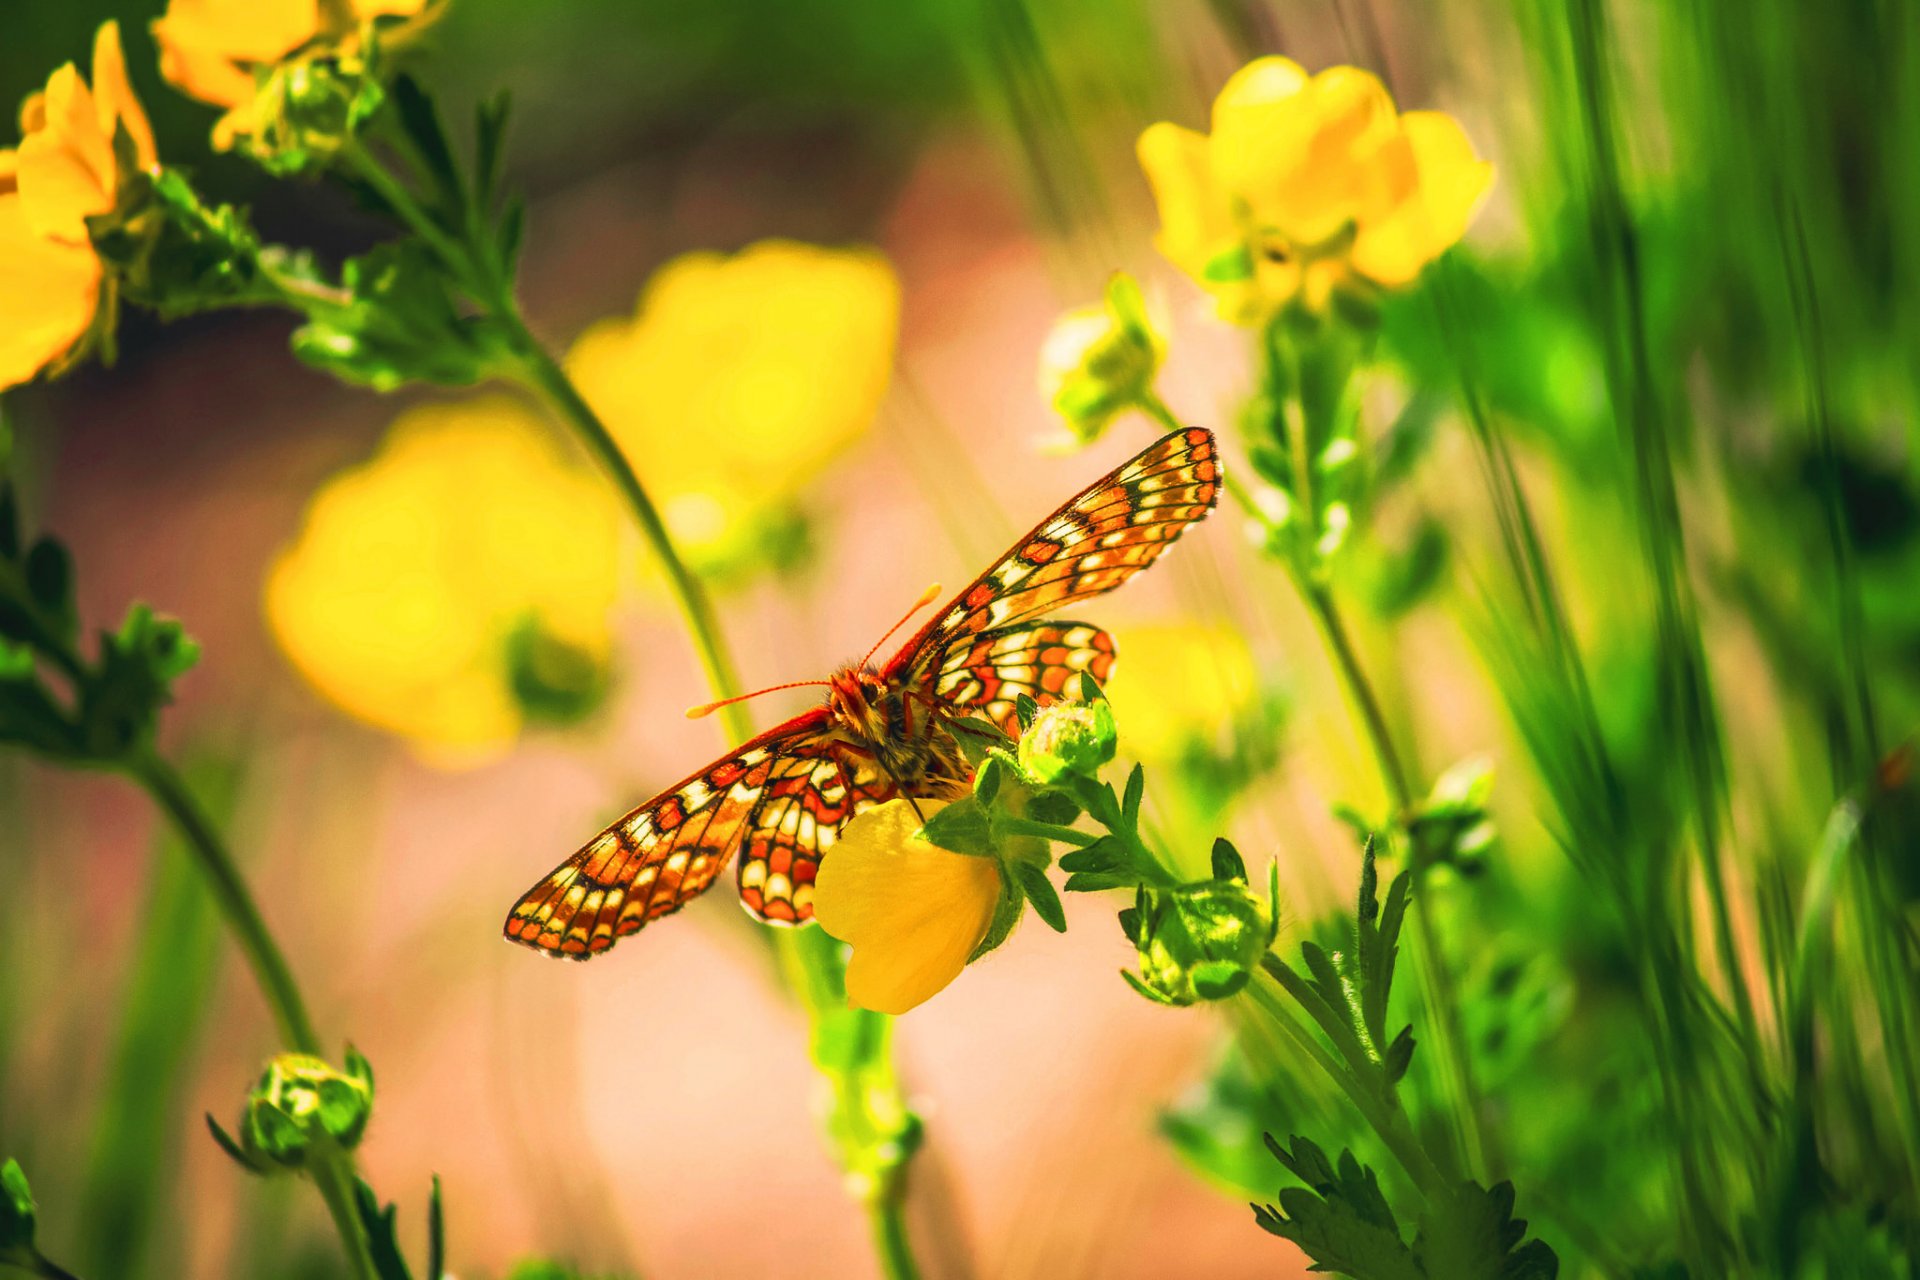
[0,22,156,389]
[566,240,899,575]
[153,0,431,150]
[1138,57,1493,321]
[265,398,622,766]
[814,799,1003,1015]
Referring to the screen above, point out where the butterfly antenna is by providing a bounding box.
[685,680,831,720]
[861,581,944,669]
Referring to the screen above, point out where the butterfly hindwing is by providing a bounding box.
[504,710,834,957]
[892,427,1219,683]
[737,753,895,925]
[936,620,1116,736]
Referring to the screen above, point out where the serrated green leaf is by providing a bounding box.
[1413,1180,1560,1280]
[1252,1139,1421,1279]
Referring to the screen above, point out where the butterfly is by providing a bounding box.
[504,426,1221,958]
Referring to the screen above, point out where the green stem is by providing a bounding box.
[1250,964,1448,1199]
[502,333,753,745]
[870,1199,922,1280]
[125,750,320,1055]
[123,750,380,1280]
[309,1154,380,1280]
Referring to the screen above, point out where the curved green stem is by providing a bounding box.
[502,332,753,745]
[126,750,321,1055]
[124,750,379,1280]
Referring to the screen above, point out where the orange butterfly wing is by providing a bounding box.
[504,709,836,957]
[736,751,895,925]
[893,426,1219,680]
[934,621,1117,736]
[893,425,1219,695]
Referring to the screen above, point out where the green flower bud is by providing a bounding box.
[1038,273,1166,444]
[1123,874,1276,1006]
[1018,698,1117,784]
[232,55,386,178]
[211,1050,374,1174]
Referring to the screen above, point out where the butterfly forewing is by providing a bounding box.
[893,427,1220,683]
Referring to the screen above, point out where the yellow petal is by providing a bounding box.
[814,800,1002,1015]
[1350,110,1493,286]
[1214,63,1399,247]
[0,194,100,389]
[91,22,159,174]
[1137,121,1238,281]
[16,65,114,241]
[353,0,430,16]
[152,0,317,107]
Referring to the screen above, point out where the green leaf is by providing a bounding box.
[1210,836,1248,883]
[918,795,994,856]
[79,604,200,759]
[1251,1136,1422,1280]
[354,1176,415,1280]
[473,91,513,208]
[388,74,461,215]
[22,539,73,633]
[1014,693,1039,729]
[1202,244,1255,283]
[0,1158,36,1251]
[969,873,1026,961]
[1121,762,1145,827]
[1413,1180,1560,1279]
[290,242,508,391]
[1013,861,1067,932]
[427,1176,446,1280]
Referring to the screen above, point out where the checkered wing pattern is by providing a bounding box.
[504,710,836,957]
[890,427,1219,684]
[935,621,1117,735]
[737,752,895,925]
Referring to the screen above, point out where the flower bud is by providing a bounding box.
[211,1050,374,1174]
[1018,698,1117,785]
[1123,877,1275,1005]
[1038,273,1165,444]
[221,55,384,176]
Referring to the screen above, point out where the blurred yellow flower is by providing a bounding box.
[0,22,156,389]
[153,0,430,150]
[1138,57,1492,321]
[1038,272,1165,447]
[1105,623,1261,760]
[265,397,622,766]
[814,799,1002,1015]
[567,240,899,575]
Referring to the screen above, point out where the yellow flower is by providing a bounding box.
[566,240,899,574]
[1105,624,1261,761]
[265,397,622,765]
[1138,57,1493,321]
[0,22,156,389]
[814,799,1003,1015]
[153,0,431,151]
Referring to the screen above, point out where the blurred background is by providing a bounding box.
[4,0,1919,1276]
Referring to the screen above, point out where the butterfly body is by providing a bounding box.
[506,427,1220,958]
